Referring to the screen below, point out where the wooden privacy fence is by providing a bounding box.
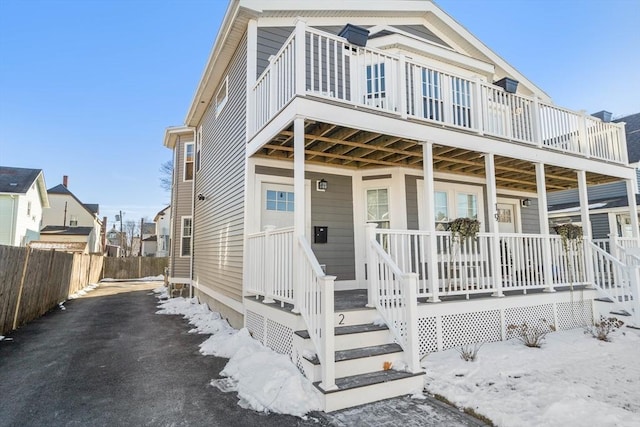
[102,257,168,280]
[0,245,104,335]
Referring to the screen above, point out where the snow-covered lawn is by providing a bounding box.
[422,326,640,427]
[155,289,640,425]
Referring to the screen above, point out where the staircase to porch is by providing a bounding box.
[294,298,424,412]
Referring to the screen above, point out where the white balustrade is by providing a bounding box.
[298,236,337,391]
[548,236,587,286]
[251,25,626,164]
[499,233,547,291]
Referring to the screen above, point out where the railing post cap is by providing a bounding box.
[264,225,276,232]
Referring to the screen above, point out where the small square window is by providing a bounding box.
[215,77,228,117]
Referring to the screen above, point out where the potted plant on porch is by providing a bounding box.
[553,223,583,289]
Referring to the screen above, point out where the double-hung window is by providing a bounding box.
[184,143,194,181]
[181,216,192,257]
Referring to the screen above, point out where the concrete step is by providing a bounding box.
[316,370,425,412]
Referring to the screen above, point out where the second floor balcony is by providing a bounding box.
[251,23,627,165]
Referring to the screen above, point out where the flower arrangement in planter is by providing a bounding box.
[447,217,481,244]
[553,223,583,252]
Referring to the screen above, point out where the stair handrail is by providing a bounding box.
[365,224,421,373]
[297,236,337,391]
[587,241,639,326]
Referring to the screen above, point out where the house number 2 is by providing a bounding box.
[338,314,345,325]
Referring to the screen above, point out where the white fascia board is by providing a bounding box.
[367,33,494,75]
[163,126,194,149]
[249,97,637,182]
[36,171,50,208]
[241,0,431,13]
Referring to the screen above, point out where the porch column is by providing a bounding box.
[577,170,595,285]
[422,142,440,302]
[485,153,504,297]
[293,117,305,313]
[536,163,555,292]
[626,179,640,241]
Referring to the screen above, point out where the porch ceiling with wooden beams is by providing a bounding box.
[253,121,620,193]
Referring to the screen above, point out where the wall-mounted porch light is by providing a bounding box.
[521,198,531,207]
[317,179,328,192]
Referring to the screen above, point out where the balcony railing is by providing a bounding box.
[251,23,626,165]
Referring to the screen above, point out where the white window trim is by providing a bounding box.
[417,180,485,230]
[183,143,194,182]
[180,216,192,257]
[215,76,228,117]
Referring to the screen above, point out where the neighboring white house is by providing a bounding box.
[39,176,103,253]
[154,205,171,257]
[165,0,639,411]
[0,166,50,247]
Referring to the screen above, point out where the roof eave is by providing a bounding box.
[163,126,195,149]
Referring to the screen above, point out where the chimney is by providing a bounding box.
[591,110,612,123]
[63,175,68,187]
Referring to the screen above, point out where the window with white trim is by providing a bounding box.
[196,126,202,173]
[215,76,228,117]
[69,215,78,227]
[184,143,194,181]
[366,188,390,229]
[265,190,294,212]
[181,216,192,257]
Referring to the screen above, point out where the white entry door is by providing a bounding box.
[496,203,517,234]
[261,183,295,230]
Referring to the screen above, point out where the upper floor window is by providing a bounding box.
[366,63,386,105]
[184,143,194,181]
[27,201,32,216]
[70,215,78,227]
[215,77,228,117]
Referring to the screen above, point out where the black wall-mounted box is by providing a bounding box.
[314,226,328,244]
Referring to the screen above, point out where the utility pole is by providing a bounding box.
[139,217,144,256]
[116,211,124,256]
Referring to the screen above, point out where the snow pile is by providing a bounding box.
[102,275,164,282]
[422,328,640,427]
[155,292,322,417]
[68,282,99,299]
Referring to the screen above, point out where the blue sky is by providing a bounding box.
[1,0,638,227]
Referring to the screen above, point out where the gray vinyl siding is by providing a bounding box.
[547,181,627,205]
[495,194,541,234]
[254,165,356,280]
[170,135,194,279]
[405,175,419,230]
[395,25,450,48]
[194,34,247,302]
[257,27,293,77]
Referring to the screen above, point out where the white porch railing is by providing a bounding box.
[588,242,639,326]
[245,226,294,305]
[250,24,626,164]
[365,225,420,373]
[297,236,337,391]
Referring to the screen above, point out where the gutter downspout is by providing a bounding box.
[189,127,196,299]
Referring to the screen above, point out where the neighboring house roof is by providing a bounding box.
[548,194,640,215]
[28,241,87,252]
[143,235,158,242]
[48,184,101,223]
[142,223,156,235]
[154,205,170,222]
[40,225,94,236]
[614,113,640,163]
[0,166,50,207]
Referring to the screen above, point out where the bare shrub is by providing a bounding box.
[456,343,483,361]
[507,319,555,348]
[586,316,624,342]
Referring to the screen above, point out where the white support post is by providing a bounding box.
[422,142,440,302]
[294,20,306,97]
[532,97,542,147]
[473,78,484,135]
[293,117,306,313]
[485,153,504,297]
[626,179,640,243]
[403,273,421,373]
[398,55,407,119]
[619,123,630,164]
[319,275,338,391]
[536,163,555,292]
[263,225,276,304]
[365,223,378,308]
[578,111,590,158]
[578,170,595,286]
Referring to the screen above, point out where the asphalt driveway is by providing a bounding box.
[0,280,485,427]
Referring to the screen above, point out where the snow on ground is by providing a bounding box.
[155,293,322,418]
[101,275,164,282]
[67,282,100,300]
[422,327,640,427]
[155,288,640,424]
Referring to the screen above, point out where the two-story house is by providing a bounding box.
[0,166,49,246]
[165,0,638,411]
[39,176,103,254]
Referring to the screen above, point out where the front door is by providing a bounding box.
[496,203,517,234]
[261,183,295,230]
